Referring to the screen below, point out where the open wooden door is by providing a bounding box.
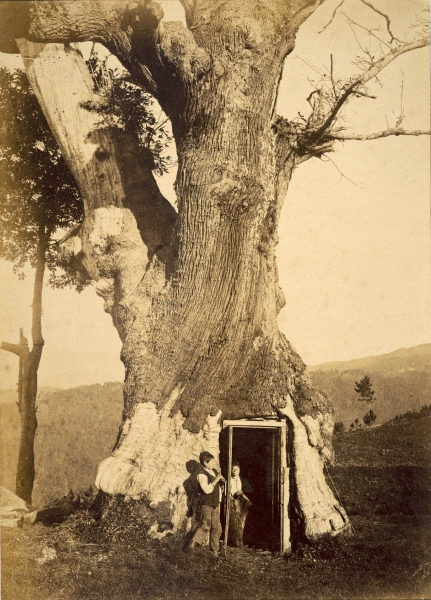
[221,420,290,554]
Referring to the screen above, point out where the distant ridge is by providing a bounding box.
[0,386,60,404]
[308,344,431,373]
[0,382,124,506]
[309,344,431,427]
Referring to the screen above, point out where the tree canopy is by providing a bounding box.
[0,51,173,287]
[0,67,84,288]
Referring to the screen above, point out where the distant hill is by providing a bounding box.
[308,344,431,373]
[0,386,62,500]
[309,344,431,427]
[0,382,123,506]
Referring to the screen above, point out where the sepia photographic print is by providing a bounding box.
[0,1,430,598]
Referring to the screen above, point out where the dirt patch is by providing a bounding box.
[327,466,431,518]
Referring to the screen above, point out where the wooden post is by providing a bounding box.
[280,423,291,554]
[224,425,233,547]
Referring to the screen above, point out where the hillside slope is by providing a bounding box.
[309,344,431,426]
[328,412,431,524]
[332,412,431,468]
[0,383,123,506]
[1,346,430,506]
[308,343,430,373]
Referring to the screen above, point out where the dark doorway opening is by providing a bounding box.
[220,425,282,552]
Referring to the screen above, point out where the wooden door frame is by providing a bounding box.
[221,419,291,554]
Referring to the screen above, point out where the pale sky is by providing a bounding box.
[0,0,429,389]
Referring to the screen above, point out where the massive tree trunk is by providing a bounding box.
[4,0,351,542]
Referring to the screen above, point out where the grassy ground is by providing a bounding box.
[2,416,431,600]
[2,514,430,600]
[332,414,431,468]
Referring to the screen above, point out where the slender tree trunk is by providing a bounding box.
[16,236,46,503]
[2,237,46,504]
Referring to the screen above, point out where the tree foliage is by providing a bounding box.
[333,421,345,435]
[355,375,376,405]
[85,45,173,178]
[0,67,85,289]
[356,375,377,426]
[0,51,172,287]
[363,408,377,426]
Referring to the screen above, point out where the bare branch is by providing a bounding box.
[359,38,428,86]
[318,0,347,34]
[285,1,333,39]
[395,71,405,128]
[307,37,429,146]
[330,54,337,97]
[321,154,364,188]
[1,342,26,357]
[295,142,335,164]
[320,0,412,44]
[344,12,393,49]
[296,56,325,77]
[330,128,430,141]
[351,89,377,99]
[358,0,403,43]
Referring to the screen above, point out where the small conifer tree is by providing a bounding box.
[355,375,377,427]
[355,375,376,405]
[363,408,377,426]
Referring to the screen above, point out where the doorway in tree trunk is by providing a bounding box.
[220,420,290,554]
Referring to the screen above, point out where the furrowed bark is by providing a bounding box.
[97,2,347,538]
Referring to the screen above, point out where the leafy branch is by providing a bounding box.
[83,46,174,177]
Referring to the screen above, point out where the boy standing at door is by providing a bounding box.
[188,451,225,557]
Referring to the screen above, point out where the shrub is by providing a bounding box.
[363,408,377,426]
[334,421,345,435]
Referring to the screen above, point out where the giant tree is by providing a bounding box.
[0,0,428,541]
